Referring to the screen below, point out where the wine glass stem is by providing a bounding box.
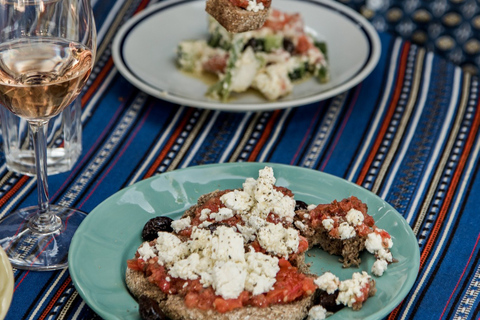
[28,121,61,233]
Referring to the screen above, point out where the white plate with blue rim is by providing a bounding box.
[112,0,381,112]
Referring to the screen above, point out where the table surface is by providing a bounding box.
[2,0,480,319]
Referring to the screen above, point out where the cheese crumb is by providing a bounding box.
[314,272,340,294]
[336,271,371,308]
[210,207,234,221]
[338,222,356,239]
[322,218,334,231]
[372,259,388,276]
[257,222,299,257]
[154,232,188,267]
[244,249,279,295]
[346,208,364,226]
[137,242,156,261]
[212,261,247,299]
[171,216,191,233]
[307,305,327,320]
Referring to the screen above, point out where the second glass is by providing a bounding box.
[0,98,82,176]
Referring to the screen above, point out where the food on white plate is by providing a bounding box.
[126,167,393,320]
[206,0,271,33]
[176,8,329,102]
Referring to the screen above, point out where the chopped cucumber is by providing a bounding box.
[264,35,283,52]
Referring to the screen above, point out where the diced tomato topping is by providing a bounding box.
[127,258,144,272]
[127,255,317,313]
[295,35,312,54]
[356,223,371,237]
[228,0,249,8]
[202,54,227,74]
[297,236,309,253]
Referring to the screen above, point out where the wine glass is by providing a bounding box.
[0,0,96,270]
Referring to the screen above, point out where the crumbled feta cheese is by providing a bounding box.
[155,232,189,267]
[169,253,201,280]
[346,208,364,226]
[212,261,247,299]
[307,204,317,211]
[257,222,299,257]
[171,216,191,233]
[252,63,293,101]
[198,220,213,229]
[337,222,356,240]
[236,224,256,242]
[221,189,254,214]
[322,218,334,231]
[248,167,296,222]
[246,0,264,12]
[244,249,279,295]
[314,272,340,294]
[365,232,383,253]
[304,213,311,219]
[336,272,371,308]
[377,248,393,262]
[307,305,327,320]
[137,242,156,261]
[199,208,211,221]
[210,226,245,263]
[372,259,388,276]
[210,207,234,221]
[294,220,306,231]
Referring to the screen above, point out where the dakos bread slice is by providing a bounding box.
[126,267,315,320]
[206,0,270,33]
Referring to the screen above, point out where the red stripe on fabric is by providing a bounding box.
[439,232,480,319]
[388,82,480,320]
[14,270,30,292]
[133,0,150,14]
[51,96,129,201]
[356,42,410,186]
[38,277,72,320]
[0,176,29,207]
[290,106,323,165]
[78,105,153,209]
[320,84,361,171]
[81,58,114,107]
[143,108,194,179]
[420,98,480,266]
[248,110,280,161]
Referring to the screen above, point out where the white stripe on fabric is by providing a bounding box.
[81,67,118,123]
[379,51,432,198]
[70,300,86,320]
[347,38,403,182]
[94,0,125,44]
[401,115,480,320]
[27,269,67,320]
[258,109,291,162]
[0,179,36,220]
[405,66,462,223]
[219,112,252,163]
[128,106,185,185]
[453,256,480,319]
[181,111,220,168]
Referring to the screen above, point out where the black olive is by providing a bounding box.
[142,216,174,241]
[283,38,295,54]
[295,200,308,211]
[315,291,343,312]
[243,38,265,52]
[138,295,168,320]
[207,222,231,233]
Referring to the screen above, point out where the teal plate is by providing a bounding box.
[69,163,420,320]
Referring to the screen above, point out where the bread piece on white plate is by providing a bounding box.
[206,0,270,33]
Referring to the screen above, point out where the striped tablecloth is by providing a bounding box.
[2,0,480,319]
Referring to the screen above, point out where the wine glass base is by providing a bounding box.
[0,205,87,271]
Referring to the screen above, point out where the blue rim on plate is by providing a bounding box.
[112,0,381,112]
[69,162,419,320]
